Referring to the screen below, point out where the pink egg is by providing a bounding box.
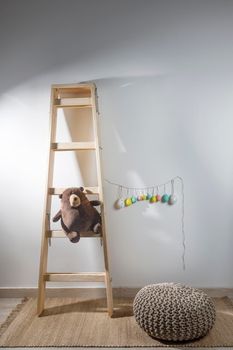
[156,194,161,201]
[137,195,142,201]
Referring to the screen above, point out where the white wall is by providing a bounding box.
[0,0,233,288]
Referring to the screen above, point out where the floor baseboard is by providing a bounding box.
[0,287,233,298]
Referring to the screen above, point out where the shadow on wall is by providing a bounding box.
[3,0,233,94]
[58,108,98,187]
[0,0,167,94]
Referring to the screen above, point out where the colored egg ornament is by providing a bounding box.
[156,194,161,201]
[137,195,142,201]
[115,198,125,209]
[161,194,169,203]
[125,198,132,206]
[150,195,157,203]
[169,194,177,205]
[146,193,153,200]
[131,196,137,204]
[142,194,147,200]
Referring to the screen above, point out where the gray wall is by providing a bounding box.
[0,0,233,288]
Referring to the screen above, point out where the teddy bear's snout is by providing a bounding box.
[69,194,81,207]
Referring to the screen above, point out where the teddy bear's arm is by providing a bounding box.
[52,210,62,222]
[90,200,101,207]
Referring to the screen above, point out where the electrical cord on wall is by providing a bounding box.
[104,176,186,271]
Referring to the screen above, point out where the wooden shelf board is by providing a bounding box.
[51,142,96,151]
[47,230,102,238]
[44,272,105,282]
[49,187,99,195]
[54,97,92,108]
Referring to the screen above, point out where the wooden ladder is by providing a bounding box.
[37,83,113,316]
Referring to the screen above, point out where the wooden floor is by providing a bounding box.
[0,298,21,325]
[0,294,233,350]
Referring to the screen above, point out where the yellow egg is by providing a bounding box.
[142,194,147,200]
[150,195,157,203]
[125,198,132,206]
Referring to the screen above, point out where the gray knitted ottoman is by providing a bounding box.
[133,283,216,342]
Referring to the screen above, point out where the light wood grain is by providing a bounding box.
[44,273,106,282]
[37,87,58,315]
[55,97,91,107]
[47,230,101,238]
[51,142,96,151]
[37,83,113,317]
[48,186,99,195]
[91,85,113,316]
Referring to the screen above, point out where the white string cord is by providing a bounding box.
[175,176,186,271]
[104,176,186,271]
[105,176,181,191]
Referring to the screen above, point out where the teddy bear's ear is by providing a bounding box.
[59,194,63,199]
[79,187,84,192]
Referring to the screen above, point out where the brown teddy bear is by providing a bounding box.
[52,187,101,243]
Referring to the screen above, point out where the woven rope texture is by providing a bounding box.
[133,283,216,341]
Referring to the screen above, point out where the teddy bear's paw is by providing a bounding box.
[93,223,101,234]
[67,231,80,243]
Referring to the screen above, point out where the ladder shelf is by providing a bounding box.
[37,83,113,317]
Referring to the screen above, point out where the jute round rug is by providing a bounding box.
[0,297,233,347]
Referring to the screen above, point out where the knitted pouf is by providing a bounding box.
[133,283,216,342]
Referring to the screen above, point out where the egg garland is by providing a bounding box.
[115,193,178,208]
[115,191,177,209]
[106,176,186,271]
[112,178,179,209]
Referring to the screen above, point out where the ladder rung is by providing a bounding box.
[49,186,99,195]
[51,142,96,151]
[55,97,92,108]
[47,230,101,238]
[53,84,93,93]
[44,272,105,282]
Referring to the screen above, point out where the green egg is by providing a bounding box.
[131,196,137,204]
[161,194,169,203]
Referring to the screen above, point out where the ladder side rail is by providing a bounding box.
[91,85,113,316]
[37,87,58,315]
